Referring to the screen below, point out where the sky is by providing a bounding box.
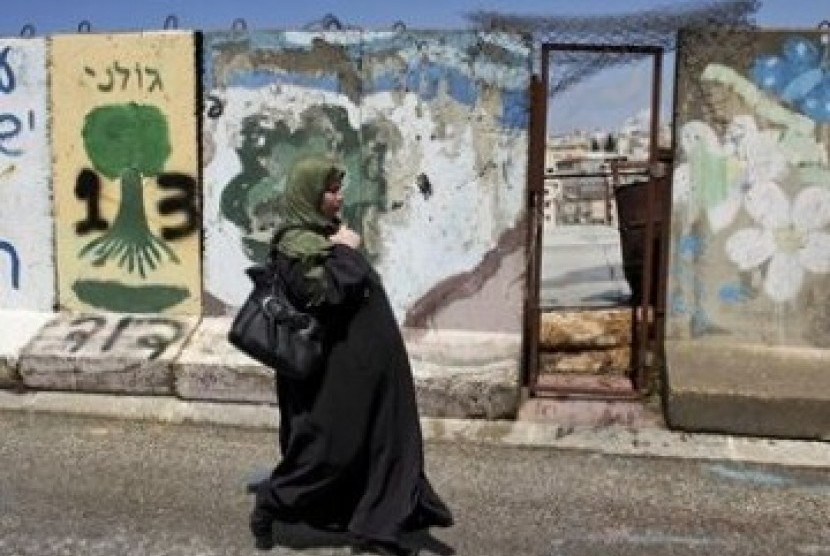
[0,0,826,35]
[1,0,827,133]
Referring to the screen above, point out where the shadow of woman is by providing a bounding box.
[269,521,456,555]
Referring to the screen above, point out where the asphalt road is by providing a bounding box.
[1,411,828,556]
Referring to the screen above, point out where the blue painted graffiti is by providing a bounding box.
[0,46,15,94]
[718,282,750,305]
[0,240,20,290]
[500,89,529,130]
[0,45,33,158]
[678,234,705,259]
[690,309,712,337]
[203,31,530,130]
[669,290,688,315]
[225,69,340,93]
[0,113,23,157]
[751,35,830,122]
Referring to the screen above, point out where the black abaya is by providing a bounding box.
[254,244,453,545]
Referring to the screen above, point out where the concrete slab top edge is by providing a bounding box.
[0,390,827,469]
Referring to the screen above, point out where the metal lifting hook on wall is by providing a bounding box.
[19,24,36,37]
[321,14,342,30]
[164,15,179,30]
[303,13,343,31]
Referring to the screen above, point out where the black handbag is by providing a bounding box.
[228,254,325,380]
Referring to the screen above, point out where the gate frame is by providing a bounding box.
[524,42,666,399]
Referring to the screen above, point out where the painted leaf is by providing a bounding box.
[82,103,171,179]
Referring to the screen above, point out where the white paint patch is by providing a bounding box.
[0,309,54,359]
[365,90,527,320]
[0,39,53,310]
[282,30,362,46]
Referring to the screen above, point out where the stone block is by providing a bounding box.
[174,323,522,419]
[517,397,663,427]
[539,347,631,375]
[665,340,830,440]
[18,313,198,395]
[406,329,522,419]
[174,317,276,404]
[539,308,632,350]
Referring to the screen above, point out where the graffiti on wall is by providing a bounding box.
[0,38,54,310]
[50,32,201,314]
[215,103,395,263]
[203,30,530,332]
[18,312,198,394]
[58,314,185,360]
[83,62,165,93]
[669,30,830,347]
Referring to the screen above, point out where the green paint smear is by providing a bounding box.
[73,280,189,313]
[689,144,741,209]
[221,104,399,262]
[798,166,830,185]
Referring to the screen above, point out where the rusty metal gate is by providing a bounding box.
[524,42,670,399]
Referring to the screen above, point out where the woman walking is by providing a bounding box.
[249,156,453,556]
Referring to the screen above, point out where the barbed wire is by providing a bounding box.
[466,0,759,46]
[466,0,761,94]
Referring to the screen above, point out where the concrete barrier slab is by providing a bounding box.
[0,310,56,387]
[18,313,199,395]
[175,321,521,419]
[174,317,276,404]
[405,329,521,419]
[666,341,830,440]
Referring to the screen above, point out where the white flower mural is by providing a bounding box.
[673,116,789,232]
[724,181,830,302]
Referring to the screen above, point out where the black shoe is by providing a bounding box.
[246,478,267,495]
[249,507,275,551]
[253,533,274,551]
[245,468,271,494]
[352,538,418,556]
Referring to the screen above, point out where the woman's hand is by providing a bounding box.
[329,225,361,249]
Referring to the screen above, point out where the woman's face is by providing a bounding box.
[319,177,344,219]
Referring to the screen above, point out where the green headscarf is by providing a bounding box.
[272,156,345,305]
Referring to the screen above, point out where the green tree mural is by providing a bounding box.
[78,103,179,278]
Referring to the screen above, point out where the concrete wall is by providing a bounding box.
[665,29,830,438]
[0,29,530,419]
[202,30,530,334]
[0,38,53,310]
[50,32,201,315]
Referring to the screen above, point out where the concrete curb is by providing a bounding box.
[1,390,828,469]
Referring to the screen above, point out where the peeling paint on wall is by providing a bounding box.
[362,31,529,331]
[50,32,201,314]
[669,29,830,348]
[0,38,54,310]
[203,30,530,334]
